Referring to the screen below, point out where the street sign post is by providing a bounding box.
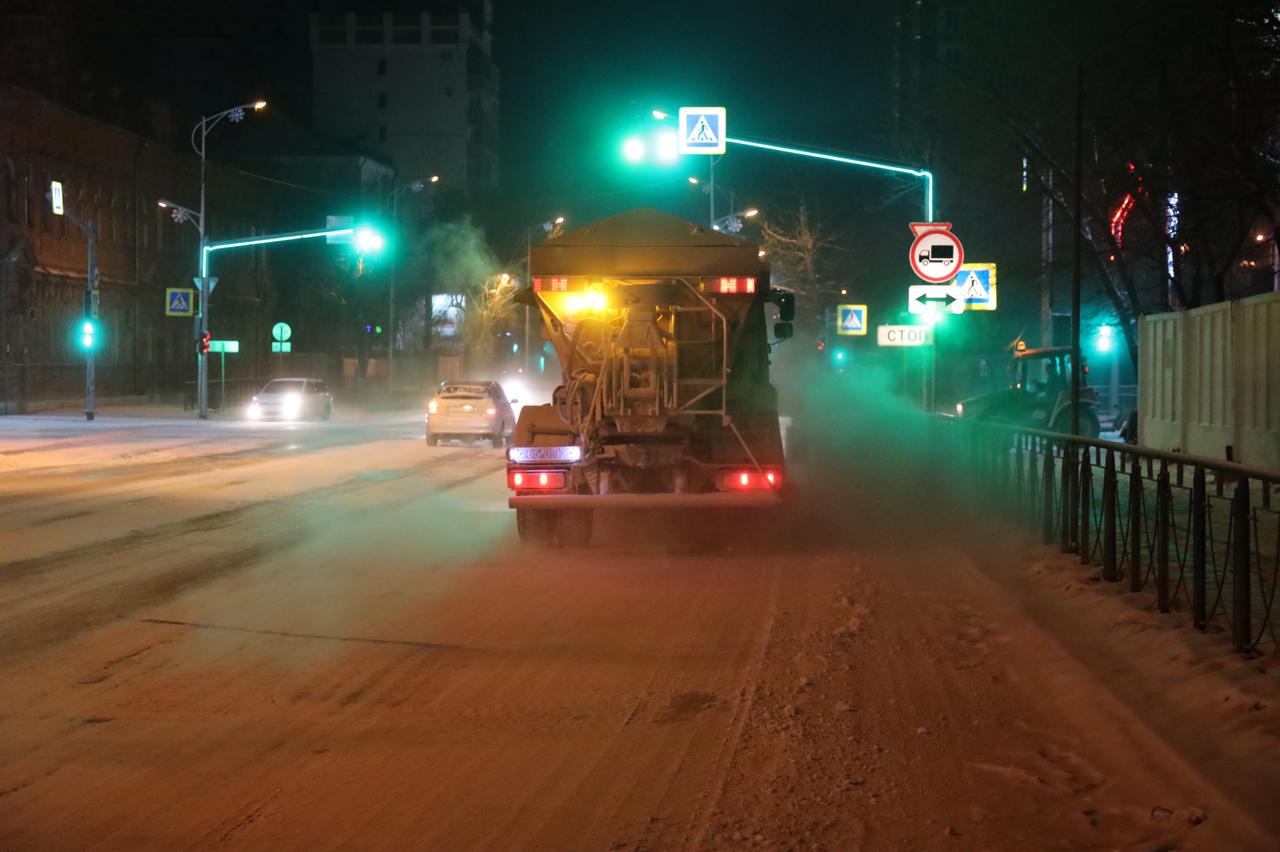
[165,287,195,317]
[908,223,964,284]
[192,276,218,418]
[836,304,868,336]
[207,340,239,408]
[271,322,292,355]
[678,107,727,155]
[50,179,97,420]
[954,262,997,311]
[908,283,966,315]
[876,325,933,347]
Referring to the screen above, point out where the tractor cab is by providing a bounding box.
[956,346,1101,438]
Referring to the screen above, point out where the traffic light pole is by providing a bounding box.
[60,207,98,421]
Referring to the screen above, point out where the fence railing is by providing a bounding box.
[944,418,1280,655]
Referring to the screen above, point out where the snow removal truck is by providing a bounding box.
[506,208,795,546]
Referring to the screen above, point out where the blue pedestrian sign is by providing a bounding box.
[954,263,998,311]
[678,106,727,155]
[165,287,194,317]
[837,304,868,336]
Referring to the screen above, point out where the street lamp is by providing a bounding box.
[710,207,761,234]
[187,98,266,418]
[385,174,440,390]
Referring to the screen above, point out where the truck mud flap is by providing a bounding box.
[509,492,781,510]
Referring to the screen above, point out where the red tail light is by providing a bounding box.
[713,276,756,295]
[508,470,567,490]
[531,276,569,293]
[486,406,497,417]
[718,468,783,491]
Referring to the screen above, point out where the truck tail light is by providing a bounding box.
[717,468,783,491]
[714,276,756,295]
[508,470,567,490]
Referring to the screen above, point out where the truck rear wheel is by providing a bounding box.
[516,509,555,545]
[556,509,594,548]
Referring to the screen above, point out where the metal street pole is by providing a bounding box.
[196,114,209,418]
[525,229,533,372]
[725,136,935,221]
[85,220,97,421]
[709,156,716,226]
[189,101,265,419]
[389,189,398,391]
[1070,67,1084,438]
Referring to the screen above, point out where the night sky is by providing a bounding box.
[492,1,903,254]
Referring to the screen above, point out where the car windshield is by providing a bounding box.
[262,380,306,394]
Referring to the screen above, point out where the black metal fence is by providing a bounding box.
[946,419,1280,655]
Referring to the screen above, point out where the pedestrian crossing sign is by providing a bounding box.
[837,304,868,336]
[678,106,727,155]
[954,263,997,311]
[165,287,195,317]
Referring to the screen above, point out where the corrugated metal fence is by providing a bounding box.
[1139,292,1280,470]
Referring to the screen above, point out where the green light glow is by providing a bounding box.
[622,137,646,163]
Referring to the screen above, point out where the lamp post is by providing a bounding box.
[189,99,266,419]
[525,216,566,371]
[386,174,439,391]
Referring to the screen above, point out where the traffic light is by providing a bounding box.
[79,319,96,351]
[1094,324,1114,353]
[197,330,211,355]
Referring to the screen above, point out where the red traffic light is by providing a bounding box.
[197,331,211,355]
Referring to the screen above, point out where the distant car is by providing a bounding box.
[247,378,333,421]
[426,381,516,447]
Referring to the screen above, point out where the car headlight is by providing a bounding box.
[247,401,261,419]
[955,402,964,416]
[283,394,302,417]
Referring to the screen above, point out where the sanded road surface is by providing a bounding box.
[1,413,1277,850]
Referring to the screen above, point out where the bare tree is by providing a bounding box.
[760,203,844,331]
[462,272,518,370]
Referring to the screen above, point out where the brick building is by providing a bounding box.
[0,86,381,413]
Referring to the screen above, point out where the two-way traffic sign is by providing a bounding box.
[908,283,965,315]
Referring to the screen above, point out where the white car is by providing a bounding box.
[247,378,333,421]
[426,381,516,446]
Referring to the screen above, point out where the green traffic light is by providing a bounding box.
[622,137,646,163]
[354,226,385,254]
[1095,324,1114,353]
[79,320,97,350]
